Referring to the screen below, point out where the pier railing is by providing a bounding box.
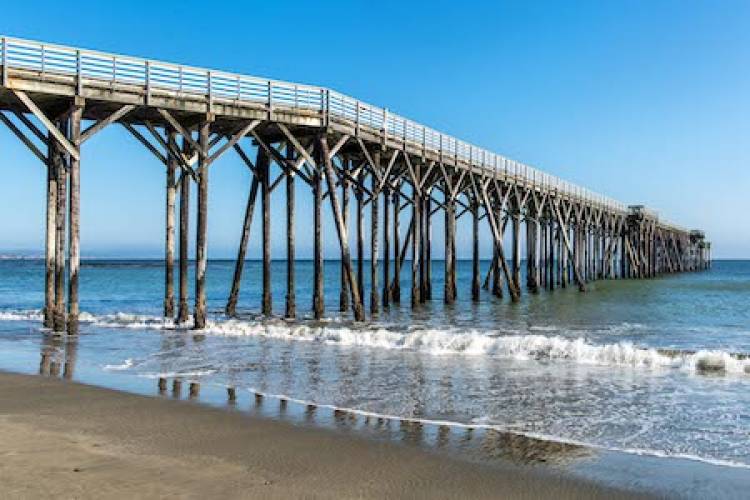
[2,35,651,217]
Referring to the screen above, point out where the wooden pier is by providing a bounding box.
[0,37,711,334]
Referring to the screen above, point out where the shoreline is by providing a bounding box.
[0,371,647,499]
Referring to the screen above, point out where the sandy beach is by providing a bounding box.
[0,371,649,499]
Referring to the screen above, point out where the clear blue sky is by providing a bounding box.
[1,1,748,258]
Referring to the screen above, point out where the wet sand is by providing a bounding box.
[0,372,648,499]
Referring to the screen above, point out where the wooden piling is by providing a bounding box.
[225,175,259,317]
[444,197,456,304]
[548,220,555,291]
[391,187,401,303]
[177,142,190,324]
[542,220,548,289]
[44,128,58,328]
[471,202,480,301]
[382,186,390,308]
[286,144,296,318]
[312,146,324,319]
[422,194,432,301]
[260,147,272,316]
[164,130,177,318]
[193,121,210,329]
[370,151,380,315]
[356,178,365,301]
[66,105,82,335]
[411,180,422,307]
[511,211,521,293]
[340,155,350,312]
[526,216,539,293]
[53,118,68,333]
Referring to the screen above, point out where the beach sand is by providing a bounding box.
[0,372,648,499]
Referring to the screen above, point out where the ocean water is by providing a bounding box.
[1,258,750,484]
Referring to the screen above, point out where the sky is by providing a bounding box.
[0,0,748,258]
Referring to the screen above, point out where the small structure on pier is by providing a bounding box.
[0,36,710,334]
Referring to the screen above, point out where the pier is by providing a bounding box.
[0,36,711,334]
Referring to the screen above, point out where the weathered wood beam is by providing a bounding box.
[12,90,80,160]
[13,110,48,144]
[121,123,167,165]
[156,108,202,153]
[0,112,46,162]
[79,104,135,145]
[207,120,260,165]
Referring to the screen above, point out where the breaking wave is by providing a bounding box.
[2,308,749,375]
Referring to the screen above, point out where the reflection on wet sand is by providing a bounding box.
[37,328,591,472]
[38,333,77,380]
[151,377,592,469]
[479,429,590,466]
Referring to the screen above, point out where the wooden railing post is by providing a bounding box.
[1,37,7,86]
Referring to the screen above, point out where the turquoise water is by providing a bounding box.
[1,258,750,478]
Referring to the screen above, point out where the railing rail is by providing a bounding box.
[0,35,662,218]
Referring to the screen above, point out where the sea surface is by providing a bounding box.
[1,258,749,496]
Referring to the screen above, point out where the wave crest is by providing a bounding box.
[2,308,748,375]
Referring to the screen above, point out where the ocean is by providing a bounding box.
[1,258,749,496]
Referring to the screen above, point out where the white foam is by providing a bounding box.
[2,308,749,375]
[0,309,43,321]
[103,358,134,371]
[138,369,217,380]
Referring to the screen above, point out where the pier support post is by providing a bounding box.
[260,147,272,316]
[411,173,422,307]
[66,104,83,335]
[391,186,401,303]
[471,201,480,301]
[444,195,456,304]
[339,155,350,312]
[356,176,365,303]
[382,185,391,308]
[543,220,549,289]
[53,118,69,333]
[226,174,258,317]
[562,225,569,287]
[526,215,539,293]
[44,127,59,328]
[177,140,191,324]
[548,220,555,291]
[511,210,521,293]
[286,145,296,319]
[164,131,177,318]
[312,143,324,319]
[370,151,380,316]
[423,194,432,301]
[193,121,210,329]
